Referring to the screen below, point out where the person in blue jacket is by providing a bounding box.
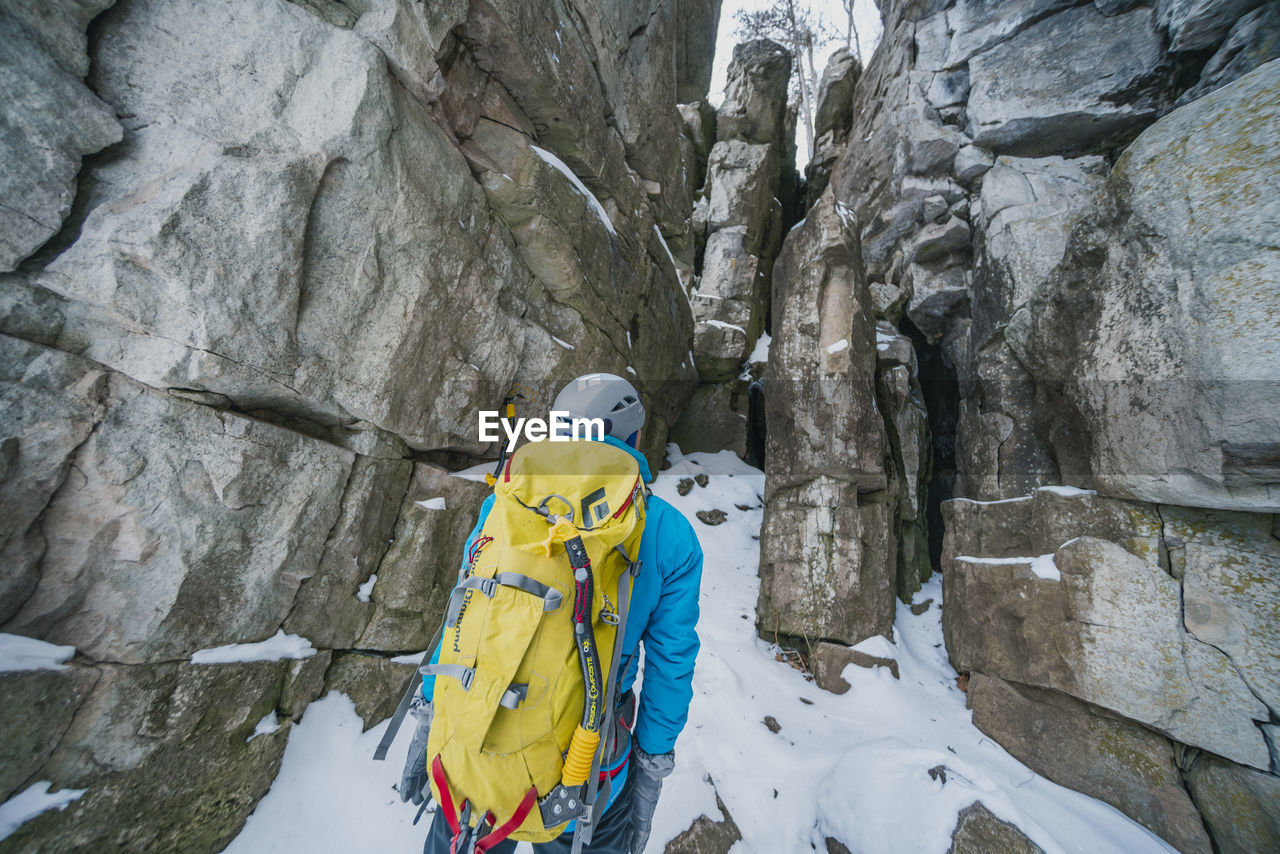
[400,372,703,854]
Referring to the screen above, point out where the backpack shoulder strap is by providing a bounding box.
[572,544,641,853]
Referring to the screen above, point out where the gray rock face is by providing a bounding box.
[0,0,717,849]
[943,490,1272,771]
[1184,751,1280,854]
[6,337,352,664]
[1165,505,1280,718]
[968,673,1212,854]
[0,1,122,272]
[813,48,860,141]
[966,5,1170,156]
[1017,62,1280,512]
[1157,0,1264,51]
[1177,6,1280,105]
[758,193,894,645]
[667,380,751,458]
[1,656,325,852]
[688,38,790,432]
[716,39,792,146]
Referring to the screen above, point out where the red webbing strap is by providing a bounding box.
[431,756,461,836]
[474,786,538,853]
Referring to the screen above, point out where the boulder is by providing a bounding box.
[759,480,896,646]
[1184,752,1280,854]
[665,790,742,854]
[813,641,901,694]
[6,338,353,665]
[0,667,99,801]
[716,39,792,147]
[972,156,1107,342]
[356,463,491,652]
[948,801,1044,854]
[281,455,414,650]
[944,527,1271,770]
[674,0,723,102]
[966,5,1170,156]
[813,48,860,141]
[667,381,750,458]
[0,1,122,271]
[1164,505,1280,716]
[1156,0,1264,52]
[761,192,888,497]
[322,652,419,730]
[759,193,894,644]
[1018,61,1280,512]
[943,0,1080,68]
[968,672,1212,853]
[704,142,781,239]
[0,335,107,625]
[1,658,323,852]
[1176,5,1280,105]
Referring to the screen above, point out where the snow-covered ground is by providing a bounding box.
[227,447,1176,854]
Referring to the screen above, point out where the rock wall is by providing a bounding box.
[668,39,795,461]
[760,1,1280,851]
[0,0,719,849]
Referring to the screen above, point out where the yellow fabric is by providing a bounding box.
[427,440,645,843]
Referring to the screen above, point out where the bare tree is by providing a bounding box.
[735,0,832,162]
[840,0,862,62]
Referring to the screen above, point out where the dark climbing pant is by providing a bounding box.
[422,768,635,854]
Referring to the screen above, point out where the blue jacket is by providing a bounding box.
[422,436,703,758]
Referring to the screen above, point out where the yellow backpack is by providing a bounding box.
[420,439,646,852]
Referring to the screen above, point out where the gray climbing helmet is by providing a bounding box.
[551,373,645,443]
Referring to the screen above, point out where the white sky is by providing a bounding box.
[707,0,883,170]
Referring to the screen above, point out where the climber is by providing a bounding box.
[400,372,704,854]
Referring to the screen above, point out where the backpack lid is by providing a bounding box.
[497,439,642,538]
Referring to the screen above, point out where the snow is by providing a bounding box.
[0,633,75,673]
[626,366,637,376]
[626,330,632,349]
[747,331,771,365]
[356,574,378,603]
[415,497,447,511]
[224,694,430,854]
[190,630,316,665]
[826,338,850,354]
[950,494,1033,506]
[229,445,1175,854]
[451,462,496,483]
[653,225,677,270]
[0,783,86,842]
[1038,485,1097,497]
[704,319,747,335]
[876,330,898,353]
[956,555,1062,582]
[391,650,431,666]
[852,634,897,659]
[248,712,282,743]
[1030,554,1062,581]
[551,335,576,351]
[530,145,616,235]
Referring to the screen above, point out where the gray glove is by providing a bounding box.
[398,697,433,805]
[626,747,674,854]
